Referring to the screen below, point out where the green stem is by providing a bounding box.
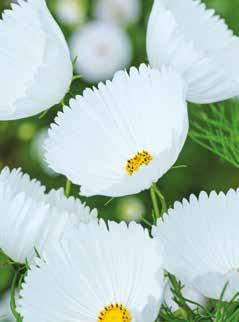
[72,74,81,81]
[150,185,160,219]
[10,269,23,322]
[153,184,167,215]
[65,179,72,197]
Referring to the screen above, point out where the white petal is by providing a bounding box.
[147,0,239,104]
[0,0,72,120]
[153,189,239,300]
[45,64,188,197]
[18,221,164,322]
[0,167,96,263]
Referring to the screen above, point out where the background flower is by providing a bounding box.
[30,128,59,176]
[55,0,87,26]
[93,0,141,25]
[70,21,132,83]
[116,196,145,222]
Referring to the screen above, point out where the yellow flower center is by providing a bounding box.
[125,150,153,176]
[98,303,131,322]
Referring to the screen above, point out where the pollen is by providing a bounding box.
[98,303,132,322]
[125,150,153,176]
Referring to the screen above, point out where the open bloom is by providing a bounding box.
[147,0,239,104]
[45,64,188,197]
[93,0,141,25]
[70,21,132,83]
[0,0,72,120]
[153,189,239,301]
[19,220,164,322]
[0,167,96,263]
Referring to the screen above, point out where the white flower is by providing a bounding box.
[153,189,239,301]
[0,167,97,264]
[55,0,86,26]
[18,220,164,322]
[45,64,188,197]
[69,21,132,83]
[147,0,239,104]
[93,0,141,25]
[164,282,207,311]
[0,0,72,120]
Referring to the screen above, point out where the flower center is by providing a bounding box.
[98,303,131,322]
[125,150,153,176]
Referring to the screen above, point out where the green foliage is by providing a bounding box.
[190,101,239,169]
[159,274,239,322]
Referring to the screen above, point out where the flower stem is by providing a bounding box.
[72,74,82,81]
[65,179,72,197]
[150,183,167,222]
[152,184,167,215]
[150,185,161,219]
[10,268,23,322]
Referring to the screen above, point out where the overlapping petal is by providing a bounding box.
[0,0,72,120]
[147,0,239,103]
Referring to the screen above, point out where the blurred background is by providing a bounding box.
[0,0,239,320]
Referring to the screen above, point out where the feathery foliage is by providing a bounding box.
[190,101,239,169]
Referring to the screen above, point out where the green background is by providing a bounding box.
[0,0,239,317]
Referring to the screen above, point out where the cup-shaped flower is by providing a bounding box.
[70,21,132,83]
[0,0,73,120]
[153,189,239,301]
[19,220,164,322]
[0,167,97,264]
[147,0,239,104]
[45,64,188,197]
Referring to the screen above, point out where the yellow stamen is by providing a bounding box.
[125,150,153,176]
[98,303,131,322]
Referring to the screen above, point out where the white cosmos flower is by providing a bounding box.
[164,282,207,311]
[0,0,72,120]
[153,189,239,301]
[0,167,97,264]
[70,21,132,83]
[55,0,86,26]
[93,0,141,25]
[18,220,164,322]
[147,0,239,104]
[45,64,188,197]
